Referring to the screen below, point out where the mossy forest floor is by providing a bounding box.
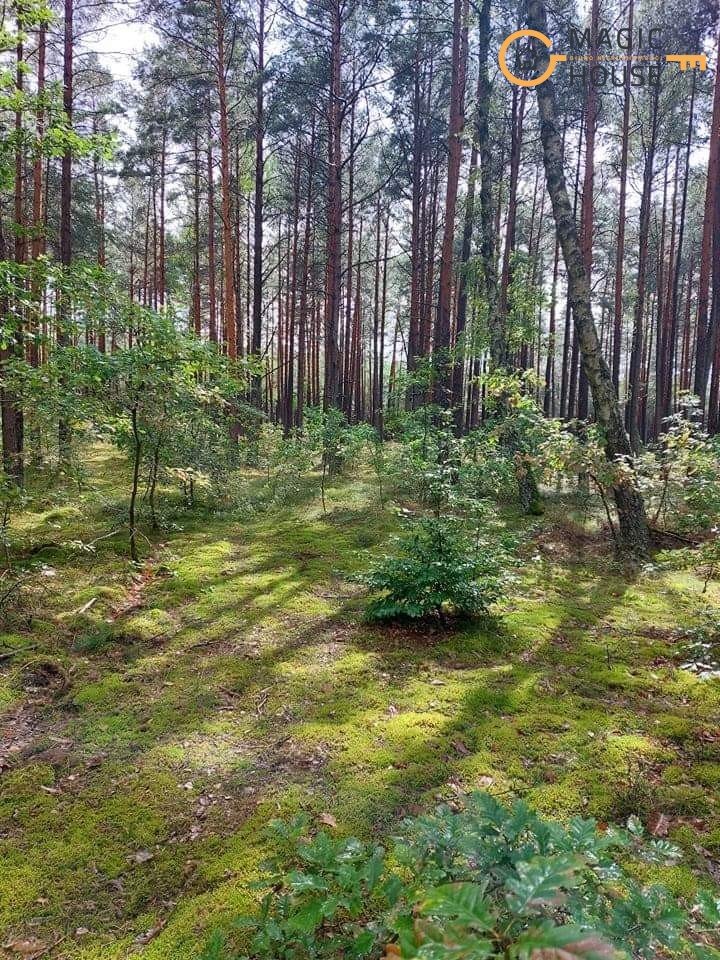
[1,448,719,959]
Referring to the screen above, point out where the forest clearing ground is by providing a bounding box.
[0,447,719,959]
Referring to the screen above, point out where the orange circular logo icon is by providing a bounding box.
[498,29,567,87]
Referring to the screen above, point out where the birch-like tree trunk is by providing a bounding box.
[527,0,650,555]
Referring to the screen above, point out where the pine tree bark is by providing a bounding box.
[664,74,695,422]
[324,0,343,409]
[296,116,316,430]
[612,0,632,394]
[251,0,265,402]
[433,0,468,406]
[214,0,236,357]
[57,0,73,462]
[625,80,659,449]
[407,0,425,406]
[476,0,502,368]
[207,136,218,343]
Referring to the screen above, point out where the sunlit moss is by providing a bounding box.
[0,451,718,952]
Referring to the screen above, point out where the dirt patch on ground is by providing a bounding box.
[533,518,612,562]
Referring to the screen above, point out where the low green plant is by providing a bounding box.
[255,423,314,505]
[359,516,513,622]
[216,792,720,960]
[637,412,720,534]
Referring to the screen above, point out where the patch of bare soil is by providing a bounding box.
[108,547,171,621]
[536,521,613,563]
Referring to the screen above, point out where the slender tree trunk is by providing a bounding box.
[207,136,218,343]
[28,23,46,371]
[612,0,633,393]
[707,128,720,432]
[284,148,301,433]
[498,86,525,331]
[192,132,201,336]
[296,116,316,429]
[477,0,502,367]
[663,74,695,422]
[576,0,598,420]
[251,0,265,402]
[544,233,561,415]
[341,96,357,415]
[433,0,468,405]
[56,0,74,462]
[324,0,343,409]
[378,213,389,435]
[214,0,236,358]
[407,0,425,404]
[451,34,483,431]
[625,80,659,449]
[129,406,141,563]
[694,26,720,408]
[372,193,382,428]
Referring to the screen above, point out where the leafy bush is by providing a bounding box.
[254,423,314,506]
[637,413,720,534]
[216,792,720,960]
[359,516,514,621]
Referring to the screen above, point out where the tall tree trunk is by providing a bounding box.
[612,0,633,393]
[451,29,483,431]
[324,0,343,409]
[433,0,468,405]
[251,0,265,402]
[284,147,301,433]
[342,89,356,415]
[192,132,201,336]
[57,0,73,462]
[158,128,166,309]
[207,136,217,343]
[407,0,425,405]
[528,0,650,556]
[1,33,25,483]
[576,0,598,420]
[560,111,584,418]
[662,73,695,423]
[694,26,720,408]
[544,233,561,415]
[625,80,659,449]
[378,213,389,435]
[477,0,502,367]
[215,0,236,358]
[28,22,46,370]
[497,86,525,332]
[707,130,720,432]
[372,193,382,428]
[296,116,316,430]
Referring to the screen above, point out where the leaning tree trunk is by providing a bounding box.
[527,0,650,556]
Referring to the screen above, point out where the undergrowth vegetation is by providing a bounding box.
[1,309,720,957]
[215,793,719,960]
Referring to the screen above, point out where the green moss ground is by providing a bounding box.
[1,447,718,958]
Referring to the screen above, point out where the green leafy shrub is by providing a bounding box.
[216,792,720,960]
[254,423,314,506]
[637,413,720,534]
[359,517,514,622]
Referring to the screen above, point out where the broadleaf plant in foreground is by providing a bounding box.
[212,792,720,960]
